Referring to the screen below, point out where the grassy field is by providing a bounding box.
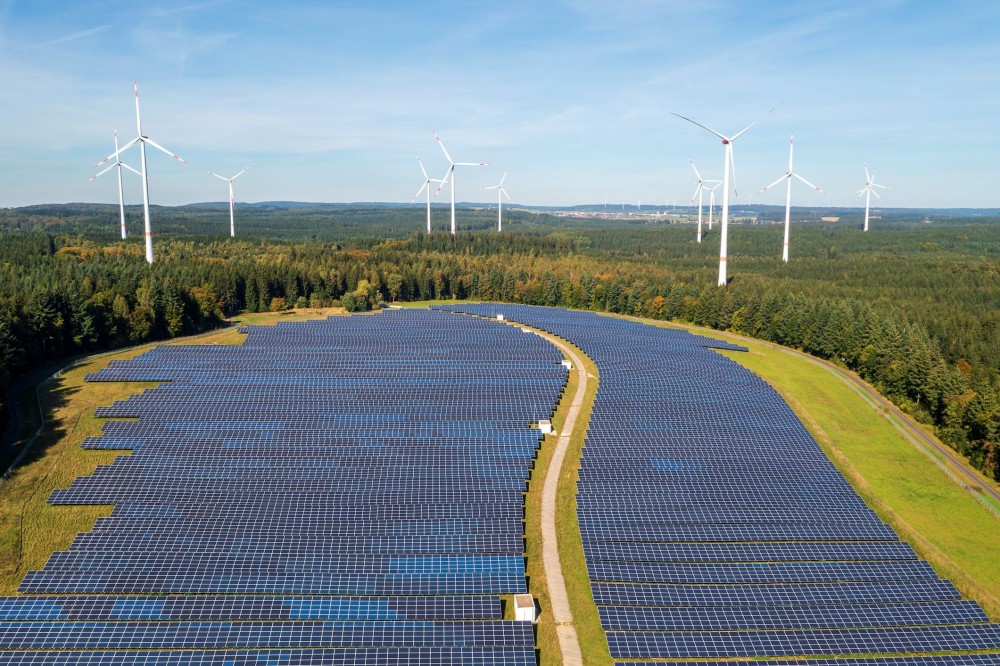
[628,315,1000,620]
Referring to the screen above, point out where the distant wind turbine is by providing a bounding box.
[207,167,250,238]
[673,107,775,286]
[94,81,187,263]
[412,155,447,234]
[89,128,142,240]
[756,134,823,262]
[705,182,722,231]
[432,131,489,235]
[481,168,512,232]
[690,158,720,244]
[857,164,888,231]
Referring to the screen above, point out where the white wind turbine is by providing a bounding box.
[432,131,489,235]
[689,158,720,244]
[482,168,512,232]
[705,181,722,231]
[756,134,823,262]
[89,128,142,240]
[857,164,888,231]
[94,81,187,263]
[207,167,250,237]
[412,155,447,234]
[673,108,774,286]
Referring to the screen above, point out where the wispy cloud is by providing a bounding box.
[36,24,110,47]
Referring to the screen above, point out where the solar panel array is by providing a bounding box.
[435,304,1000,665]
[2,310,569,664]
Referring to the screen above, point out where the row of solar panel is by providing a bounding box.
[0,620,534,650]
[0,648,538,665]
[0,596,500,621]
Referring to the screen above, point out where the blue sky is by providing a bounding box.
[1,0,998,208]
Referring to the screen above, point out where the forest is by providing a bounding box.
[0,203,997,479]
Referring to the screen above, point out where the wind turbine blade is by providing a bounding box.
[731,106,775,141]
[793,173,823,192]
[433,131,454,164]
[121,163,143,177]
[864,163,871,183]
[671,113,727,141]
[208,171,228,181]
[89,163,118,181]
[499,168,508,186]
[689,157,703,182]
[412,181,428,202]
[481,185,499,191]
[94,137,140,167]
[500,187,511,202]
[455,162,489,167]
[758,173,788,194]
[729,149,738,197]
[433,166,453,197]
[871,189,882,200]
[231,167,250,180]
[691,183,702,203]
[872,182,889,190]
[144,137,187,164]
[416,154,429,180]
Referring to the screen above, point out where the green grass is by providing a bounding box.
[626,315,1000,620]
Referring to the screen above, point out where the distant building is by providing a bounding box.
[821,216,840,222]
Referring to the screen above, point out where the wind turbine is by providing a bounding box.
[857,164,888,231]
[689,158,720,244]
[207,167,250,237]
[432,131,489,235]
[412,155,447,234]
[94,81,187,263]
[673,107,775,286]
[481,168,512,232]
[756,134,823,262]
[89,128,142,240]
[705,182,721,231]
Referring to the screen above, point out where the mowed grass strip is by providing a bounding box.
[624,315,1000,620]
[0,308,348,594]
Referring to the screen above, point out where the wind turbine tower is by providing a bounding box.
[756,134,823,262]
[857,164,888,231]
[90,128,142,240]
[94,81,187,263]
[412,155,447,233]
[208,167,250,237]
[481,168,512,232]
[432,131,489,235]
[673,108,774,286]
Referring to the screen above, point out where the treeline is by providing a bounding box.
[0,226,996,480]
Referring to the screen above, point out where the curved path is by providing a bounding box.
[667,321,1000,509]
[533,331,588,666]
